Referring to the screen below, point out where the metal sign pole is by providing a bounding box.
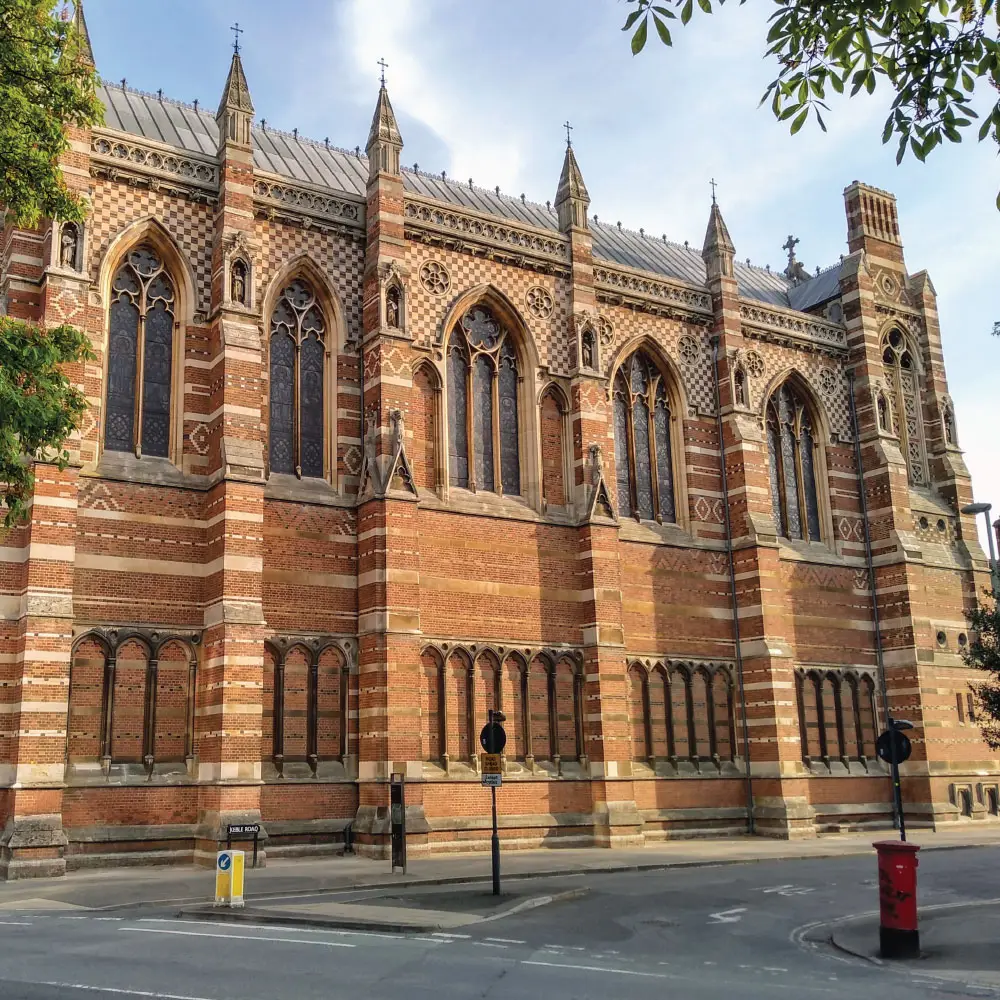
[491,783,500,896]
[489,708,500,896]
[890,721,906,843]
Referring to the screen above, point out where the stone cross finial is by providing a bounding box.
[231,22,243,54]
[564,120,573,147]
[378,58,389,85]
[710,177,718,204]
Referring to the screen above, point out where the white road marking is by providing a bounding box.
[485,937,525,944]
[475,942,508,949]
[0,920,32,926]
[93,917,125,921]
[523,960,671,979]
[137,918,404,942]
[762,885,815,897]
[763,967,789,973]
[119,926,354,948]
[431,932,471,939]
[708,906,747,924]
[41,984,217,1000]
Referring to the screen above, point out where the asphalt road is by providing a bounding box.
[1,847,999,1000]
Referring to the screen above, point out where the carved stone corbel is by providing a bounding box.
[583,443,616,522]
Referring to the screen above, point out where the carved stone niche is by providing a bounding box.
[223,232,258,313]
[572,312,600,374]
[53,220,85,273]
[379,261,410,339]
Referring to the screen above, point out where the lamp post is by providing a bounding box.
[961,502,1000,598]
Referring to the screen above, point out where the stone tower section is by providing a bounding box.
[840,181,987,826]
[193,47,268,863]
[353,77,428,852]
[0,0,97,878]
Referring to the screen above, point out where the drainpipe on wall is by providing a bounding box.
[846,369,900,833]
[709,336,755,835]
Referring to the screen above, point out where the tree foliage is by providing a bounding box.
[0,3,101,529]
[963,593,1000,748]
[0,318,94,528]
[0,0,103,226]
[623,0,1000,209]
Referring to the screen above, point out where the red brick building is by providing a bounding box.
[1,8,996,877]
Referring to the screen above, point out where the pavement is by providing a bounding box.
[1,824,999,915]
[824,899,1000,991]
[3,845,1000,1000]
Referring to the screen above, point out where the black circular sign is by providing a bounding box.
[480,722,507,754]
[876,729,912,765]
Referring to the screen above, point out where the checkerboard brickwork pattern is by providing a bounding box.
[0,98,992,873]
[87,181,216,312]
[403,243,573,374]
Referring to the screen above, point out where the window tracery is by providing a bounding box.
[105,246,175,458]
[446,305,521,495]
[269,279,327,479]
[881,329,928,485]
[611,349,677,522]
[766,380,822,542]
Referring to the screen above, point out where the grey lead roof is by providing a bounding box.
[98,84,843,312]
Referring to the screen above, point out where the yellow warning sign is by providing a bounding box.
[481,753,502,775]
[215,849,245,908]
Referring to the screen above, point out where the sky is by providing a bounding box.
[83,0,999,550]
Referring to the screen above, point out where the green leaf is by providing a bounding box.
[790,107,809,134]
[681,0,694,25]
[631,18,648,54]
[816,109,828,132]
[698,0,712,11]
[652,14,673,45]
[623,8,644,30]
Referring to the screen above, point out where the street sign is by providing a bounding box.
[227,823,260,837]
[481,752,502,775]
[481,773,502,787]
[480,722,507,754]
[876,729,912,765]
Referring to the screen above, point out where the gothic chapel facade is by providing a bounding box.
[0,7,996,877]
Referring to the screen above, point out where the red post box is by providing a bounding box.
[873,840,920,959]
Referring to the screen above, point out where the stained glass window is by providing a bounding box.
[445,304,520,495]
[613,380,632,518]
[268,279,327,479]
[882,329,927,485]
[105,246,175,456]
[447,333,469,488]
[766,381,822,541]
[610,349,679,523]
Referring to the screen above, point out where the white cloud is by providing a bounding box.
[342,0,526,189]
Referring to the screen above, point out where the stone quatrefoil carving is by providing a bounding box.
[419,260,451,295]
[525,286,553,319]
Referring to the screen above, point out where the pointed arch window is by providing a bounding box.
[269,279,327,478]
[105,246,175,458]
[882,329,927,485]
[446,305,520,495]
[766,380,822,541]
[612,349,677,522]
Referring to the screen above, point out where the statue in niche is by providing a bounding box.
[876,392,890,433]
[60,223,79,269]
[734,367,747,407]
[385,286,401,329]
[230,259,248,306]
[943,405,955,446]
[581,329,595,370]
